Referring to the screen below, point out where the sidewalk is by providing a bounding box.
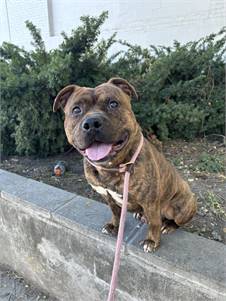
[0,169,225,301]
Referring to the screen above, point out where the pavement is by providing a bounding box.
[0,169,226,301]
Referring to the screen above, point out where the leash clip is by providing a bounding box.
[119,162,134,173]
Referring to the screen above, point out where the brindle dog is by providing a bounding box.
[53,78,197,252]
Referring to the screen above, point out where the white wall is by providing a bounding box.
[0,0,50,47]
[0,0,226,51]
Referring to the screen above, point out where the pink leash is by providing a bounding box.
[106,135,143,301]
[107,169,130,301]
[84,135,144,300]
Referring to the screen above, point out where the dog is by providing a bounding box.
[53,77,197,252]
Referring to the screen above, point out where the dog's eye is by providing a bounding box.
[72,106,82,115]
[109,100,119,109]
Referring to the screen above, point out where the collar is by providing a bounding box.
[85,134,144,173]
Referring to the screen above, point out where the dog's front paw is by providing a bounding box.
[133,212,142,220]
[102,223,118,235]
[140,239,159,253]
[161,220,178,234]
[133,212,147,223]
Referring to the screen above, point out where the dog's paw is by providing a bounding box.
[140,239,159,253]
[133,212,142,220]
[161,220,178,234]
[161,226,174,234]
[101,223,118,235]
[133,212,147,223]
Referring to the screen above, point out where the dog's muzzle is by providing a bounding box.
[81,115,103,133]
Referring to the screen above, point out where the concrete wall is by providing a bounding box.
[0,169,226,300]
[0,0,226,51]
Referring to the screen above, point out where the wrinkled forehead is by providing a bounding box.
[71,84,121,102]
[65,84,123,113]
[94,83,121,100]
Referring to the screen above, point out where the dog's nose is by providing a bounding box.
[82,116,103,132]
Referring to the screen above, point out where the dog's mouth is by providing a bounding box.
[80,132,129,162]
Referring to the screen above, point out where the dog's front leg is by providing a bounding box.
[142,203,162,252]
[102,195,121,235]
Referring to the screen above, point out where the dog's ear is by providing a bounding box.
[53,85,79,112]
[108,77,138,100]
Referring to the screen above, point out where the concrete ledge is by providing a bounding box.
[0,169,225,301]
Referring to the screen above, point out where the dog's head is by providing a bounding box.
[53,78,140,164]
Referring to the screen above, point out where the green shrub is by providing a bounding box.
[114,30,225,139]
[0,12,114,156]
[0,13,225,156]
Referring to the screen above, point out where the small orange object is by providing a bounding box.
[54,167,62,176]
[54,161,66,176]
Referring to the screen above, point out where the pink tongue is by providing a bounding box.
[85,143,112,161]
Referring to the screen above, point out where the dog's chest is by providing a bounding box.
[90,184,123,206]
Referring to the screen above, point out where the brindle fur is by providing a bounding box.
[54,78,197,252]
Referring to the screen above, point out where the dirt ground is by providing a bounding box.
[1,137,225,244]
[0,265,56,301]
